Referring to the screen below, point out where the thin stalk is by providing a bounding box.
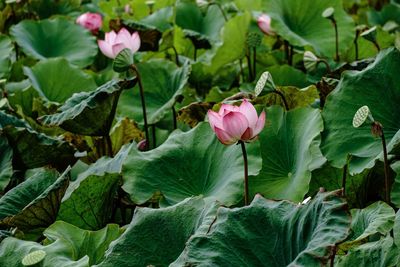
[171,46,180,66]
[239,141,249,205]
[253,47,257,79]
[330,246,337,267]
[317,59,332,73]
[372,41,381,52]
[105,135,113,157]
[381,131,390,203]
[354,34,359,61]
[273,90,289,111]
[331,19,340,61]
[172,105,177,130]
[246,53,253,81]
[130,65,149,150]
[194,48,197,61]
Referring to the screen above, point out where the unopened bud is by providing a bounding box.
[137,139,148,151]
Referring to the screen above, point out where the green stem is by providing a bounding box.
[214,3,228,22]
[331,18,340,61]
[131,65,149,151]
[246,53,253,82]
[239,141,249,206]
[105,135,113,157]
[354,33,359,61]
[317,59,332,73]
[171,46,180,66]
[372,41,381,52]
[172,105,177,130]
[342,162,348,196]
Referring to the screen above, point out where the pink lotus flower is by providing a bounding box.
[98,28,141,59]
[76,12,102,33]
[208,99,266,145]
[257,14,274,35]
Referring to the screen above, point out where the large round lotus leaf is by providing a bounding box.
[122,122,262,206]
[0,222,121,267]
[10,18,97,68]
[171,190,350,267]
[98,197,215,267]
[117,59,190,125]
[250,106,323,202]
[24,58,97,103]
[321,48,400,174]
[266,0,355,57]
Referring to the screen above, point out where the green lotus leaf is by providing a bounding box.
[0,168,59,221]
[1,125,76,170]
[250,106,323,202]
[23,58,97,103]
[339,201,395,252]
[117,59,190,125]
[0,221,121,267]
[321,48,400,174]
[122,122,262,206]
[390,161,400,207]
[368,3,400,26]
[0,136,13,191]
[29,0,81,19]
[0,34,13,79]
[57,145,131,230]
[175,3,225,49]
[266,0,355,57]
[1,168,69,231]
[40,79,134,136]
[172,190,350,266]
[10,18,97,68]
[202,12,251,74]
[336,235,399,267]
[97,197,217,267]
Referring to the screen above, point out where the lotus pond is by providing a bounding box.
[1,0,400,266]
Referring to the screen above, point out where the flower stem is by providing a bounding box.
[381,131,390,203]
[330,18,340,61]
[105,134,113,157]
[342,160,349,196]
[151,124,157,148]
[172,105,177,130]
[239,141,249,205]
[171,46,180,66]
[253,47,257,79]
[130,65,149,150]
[317,59,332,73]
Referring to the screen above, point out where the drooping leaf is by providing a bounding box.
[339,201,395,252]
[10,18,97,68]
[97,197,215,267]
[0,34,14,79]
[2,125,76,170]
[172,190,350,266]
[117,59,190,125]
[57,146,131,230]
[40,79,134,136]
[122,122,262,206]
[321,48,400,174]
[0,222,121,267]
[0,168,59,220]
[1,168,69,231]
[23,58,97,103]
[250,106,323,202]
[336,235,399,267]
[266,0,355,57]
